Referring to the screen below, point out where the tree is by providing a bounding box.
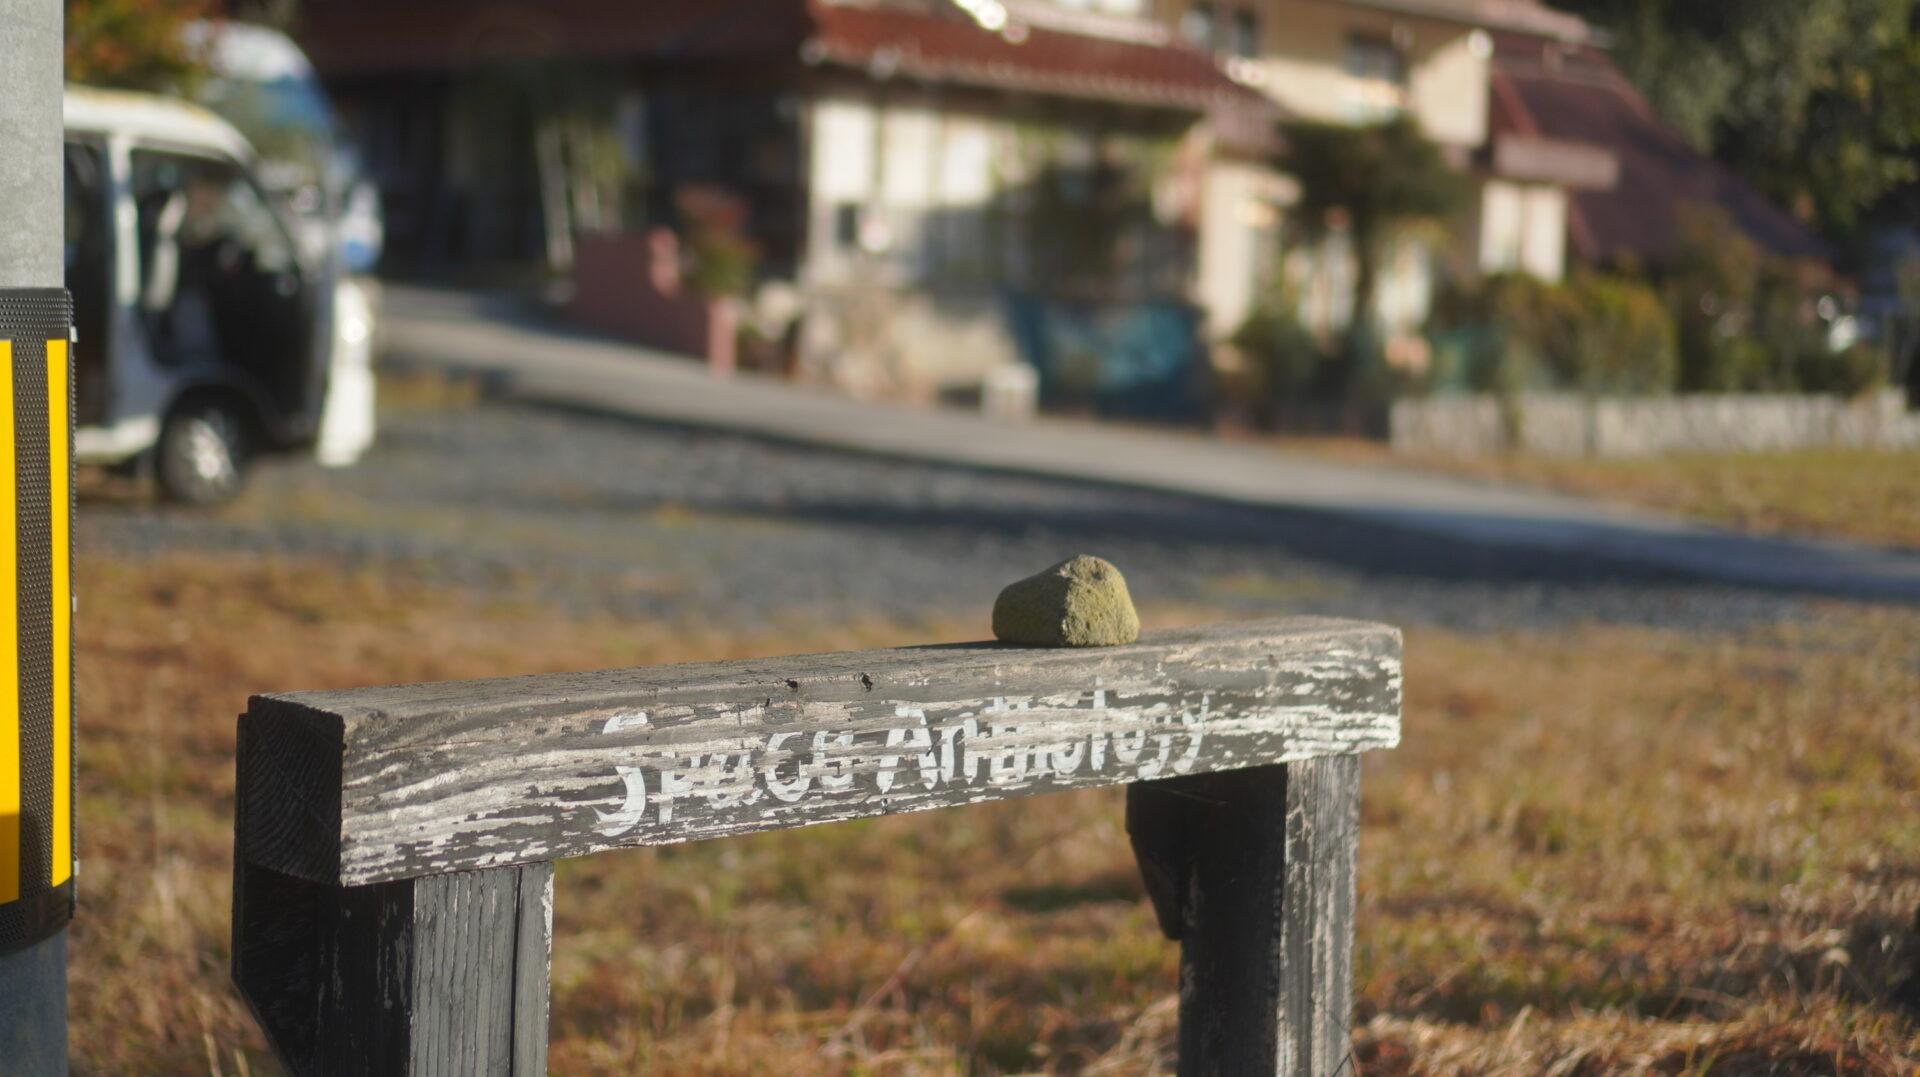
[1559,0,1920,245]
[65,0,214,92]
[1279,115,1469,360]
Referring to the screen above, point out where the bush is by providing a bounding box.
[1660,204,1870,395]
[1793,341,1888,397]
[674,186,757,299]
[1555,274,1678,393]
[1228,303,1335,403]
[1431,271,1678,396]
[1681,330,1774,392]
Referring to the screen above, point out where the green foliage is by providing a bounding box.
[1280,116,1470,360]
[1663,205,1765,390]
[1559,0,1920,241]
[1228,301,1333,403]
[1659,204,1880,393]
[1795,342,1890,396]
[1432,272,1678,396]
[65,0,213,92]
[675,188,757,299]
[1433,206,1878,399]
[1555,274,1680,394]
[1018,146,1168,302]
[1281,117,1470,246]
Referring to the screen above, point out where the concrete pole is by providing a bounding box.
[0,1,69,1073]
[0,0,63,286]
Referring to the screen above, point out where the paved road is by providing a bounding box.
[379,285,1920,605]
[72,284,1912,636]
[75,383,1814,635]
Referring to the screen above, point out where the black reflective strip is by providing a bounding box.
[0,288,72,955]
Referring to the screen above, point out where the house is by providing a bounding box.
[1485,30,1827,269]
[295,0,1824,408]
[1141,0,1828,368]
[1150,0,1611,349]
[294,0,1276,408]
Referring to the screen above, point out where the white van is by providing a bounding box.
[63,85,375,504]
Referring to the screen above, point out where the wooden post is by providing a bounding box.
[1129,755,1361,1076]
[231,618,1399,1074]
[233,859,552,1077]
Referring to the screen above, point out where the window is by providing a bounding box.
[833,202,862,249]
[1343,35,1407,120]
[1179,3,1216,50]
[1227,9,1258,59]
[130,149,302,367]
[63,141,106,276]
[132,150,297,290]
[65,141,110,425]
[1344,35,1406,83]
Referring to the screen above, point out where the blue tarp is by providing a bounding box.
[1002,293,1208,422]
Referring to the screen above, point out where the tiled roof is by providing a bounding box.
[1490,35,1826,264]
[805,2,1267,115]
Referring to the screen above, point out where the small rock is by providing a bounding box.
[992,555,1140,646]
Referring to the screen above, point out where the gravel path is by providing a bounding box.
[74,390,1841,635]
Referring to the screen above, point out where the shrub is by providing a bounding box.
[675,186,757,299]
[1682,331,1774,392]
[1430,272,1678,396]
[1554,274,1678,394]
[1794,341,1888,397]
[1228,302,1339,405]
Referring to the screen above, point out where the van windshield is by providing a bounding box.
[132,150,300,366]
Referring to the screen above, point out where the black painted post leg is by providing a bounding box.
[1127,755,1362,1076]
[233,859,554,1076]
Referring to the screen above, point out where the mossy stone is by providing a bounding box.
[992,555,1140,647]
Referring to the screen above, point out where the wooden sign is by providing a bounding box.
[239,617,1400,888]
[233,616,1402,1076]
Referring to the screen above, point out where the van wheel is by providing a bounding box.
[157,400,249,505]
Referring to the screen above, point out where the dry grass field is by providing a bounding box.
[1289,440,1920,551]
[63,551,1920,1074]
[1425,450,1920,552]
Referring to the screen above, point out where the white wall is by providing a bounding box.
[801,95,1021,391]
[1191,0,1488,147]
[1406,28,1488,148]
[806,97,877,285]
[1197,160,1287,338]
[805,96,1007,288]
[1478,179,1567,281]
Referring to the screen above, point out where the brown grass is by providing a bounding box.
[1280,437,1920,551]
[66,553,1920,1074]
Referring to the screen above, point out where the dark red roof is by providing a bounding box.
[1490,36,1826,264]
[806,2,1265,114]
[295,0,1273,124]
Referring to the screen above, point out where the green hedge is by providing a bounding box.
[1432,272,1677,395]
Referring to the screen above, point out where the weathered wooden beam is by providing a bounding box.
[1128,755,1361,1076]
[232,858,552,1077]
[237,618,1400,887]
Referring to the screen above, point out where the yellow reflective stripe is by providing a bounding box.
[0,341,16,904]
[48,339,69,887]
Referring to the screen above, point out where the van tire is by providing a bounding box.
[157,399,250,505]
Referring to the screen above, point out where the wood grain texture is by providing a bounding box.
[232,861,552,1076]
[238,618,1400,886]
[1128,755,1361,1076]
